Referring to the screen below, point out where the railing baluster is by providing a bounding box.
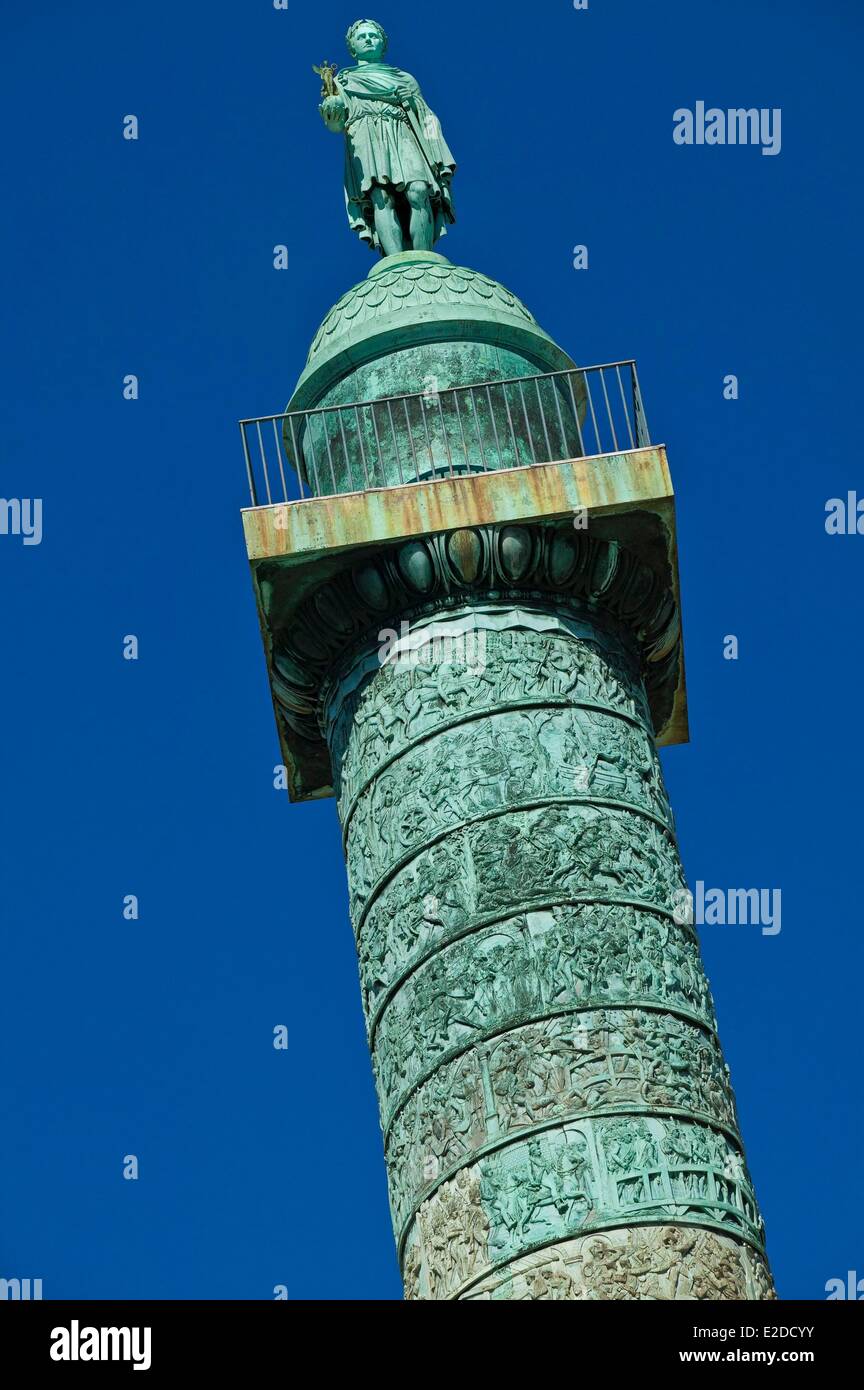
[337,409,356,492]
[565,373,586,457]
[402,397,421,482]
[453,388,470,473]
[386,398,405,485]
[469,387,489,471]
[485,384,504,470]
[255,419,272,504]
[421,395,437,477]
[273,417,291,501]
[616,364,636,449]
[241,423,257,506]
[631,361,651,447]
[304,423,324,499]
[370,405,385,488]
[599,367,619,452]
[288,414,315,497]
[550,377,571,460]
[436,392,455,479]
[501,381,520,467]
[353,405,371,489]
[322,413,340,495]
[582,369,602,455]
[534,376,554,463]
[517,379,538,463]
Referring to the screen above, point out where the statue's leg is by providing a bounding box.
[406,180,434,251]
[371,184,404,256]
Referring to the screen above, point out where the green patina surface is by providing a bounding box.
[242,21,776,1300]
[286,254,579,495]
[323,601,773,1300]
[248,504,689,804]
[318,20,455,257]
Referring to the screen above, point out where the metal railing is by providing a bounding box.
[239,360,651,507]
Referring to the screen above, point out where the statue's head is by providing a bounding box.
[346,19,388,61]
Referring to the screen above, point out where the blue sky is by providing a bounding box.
[1,0,861,1300]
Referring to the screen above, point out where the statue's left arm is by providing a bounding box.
[320,93,348,132]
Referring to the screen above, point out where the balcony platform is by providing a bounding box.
[241,445,688,800]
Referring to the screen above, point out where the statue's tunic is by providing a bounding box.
[337,63,456,252]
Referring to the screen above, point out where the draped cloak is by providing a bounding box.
[335,63,456,253]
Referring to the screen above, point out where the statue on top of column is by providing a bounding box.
[315,19,457,258]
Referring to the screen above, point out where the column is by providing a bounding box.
[323,524,775,1301]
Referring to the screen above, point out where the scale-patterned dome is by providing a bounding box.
[306,253,537,369]
[290,251,572,414]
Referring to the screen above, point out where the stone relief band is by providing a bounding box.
[320,592,772,1298]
